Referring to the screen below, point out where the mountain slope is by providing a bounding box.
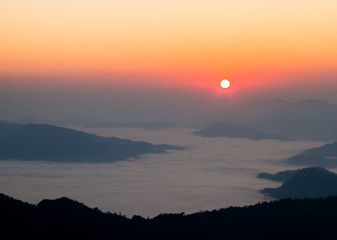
[193,121,291,141]
[2,193,337,239]
[287,141,337,167]
[0,121,182,162]
[260,167,337,199]
[257,169,299,182]
[244,99,337,141]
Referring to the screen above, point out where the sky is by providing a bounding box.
[1,0,337,121]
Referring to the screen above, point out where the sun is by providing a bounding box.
[220,79,231,89]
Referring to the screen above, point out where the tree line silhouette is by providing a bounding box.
[1,193,337,239]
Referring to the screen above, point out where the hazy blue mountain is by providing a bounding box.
[8,98,337,141]
[287,141,337,167]
[257,169,299,182]
[2,193,337,239]
[220,99,337,142]
[84,121,185,130]
[260,167,337,199]
[12,117,203,130]
[193,121,291,141]
[0,121,182,162]
[0,120,22,137]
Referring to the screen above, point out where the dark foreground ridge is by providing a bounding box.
[2,193,337,239]
[193,121,291,141]
[0,120,183,162]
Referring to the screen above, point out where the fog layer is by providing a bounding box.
[0,127,324,217]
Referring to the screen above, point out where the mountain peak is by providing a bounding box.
[260,167,337,199]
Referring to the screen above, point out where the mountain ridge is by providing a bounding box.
[193,121,291,141]
[0,121,183,162]
[287,141,337,167]
[260,167,337,199]
[2,193,337,239]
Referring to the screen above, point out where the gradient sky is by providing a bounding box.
[1,0,337,120]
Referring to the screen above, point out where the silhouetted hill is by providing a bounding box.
[287,141,337,167]
[193,121,291,141]
[2,193,337,239]
[0,121,183,162]
[257,169,299,182]
[0,193,129,240]
[260,167,337,199]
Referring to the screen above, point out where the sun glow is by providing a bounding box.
[220,79,231,89]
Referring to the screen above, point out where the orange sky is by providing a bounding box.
[1,0,337,93]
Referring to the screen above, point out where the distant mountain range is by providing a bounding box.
[193,121,291,141]
[7,99,337,141]
[84,121,191,130]
[215,99,337,141]
[0,121,182,162]
[2,193,337,239]
[11,117,201,130]
[287,141,337,167]
[260,167,337,199]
